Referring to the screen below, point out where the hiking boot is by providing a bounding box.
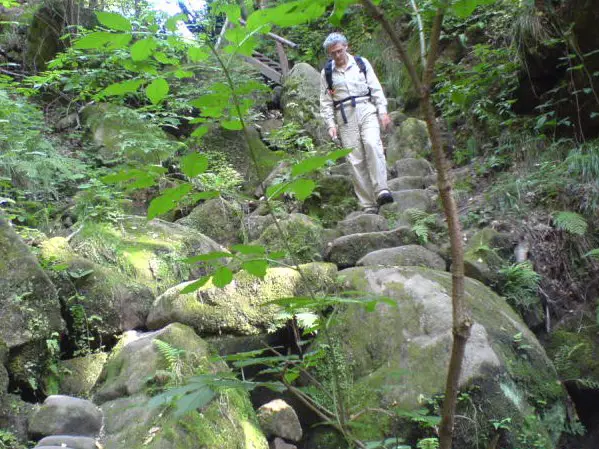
[376,190,394,207]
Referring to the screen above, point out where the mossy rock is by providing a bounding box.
[176,198,244,247]
[0,394,35,445]
[303,174,358,228]
[40,237,155,341]
[315,266,566,448]
[59,352,108,397]
[463,227,514,285]
[69,218,227,294]
[386,117,431,164]
[253,213,326,264]
[147,263,338,336]
[357,244,445,270]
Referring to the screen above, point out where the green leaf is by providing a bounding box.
[100,79,144,97]
[174,70,194,79]
[221,118,243,130]
[131,38,157,61]
[145,78,169,105]
[584,249,599,259]
[287,178,316,201]
[74,32,130,50]
[96,11,131,31]
[242,259,268,278]
[180,277,210,294]
[147,184,192,219]
[154,52,178,65]
[188,46,210,62]
[212,266,234,288]
[191,125,209,138]
[165,13,187,32]
[223,4,241,22]
[189,191,220,202]
[452,0,495,18]
[231,244,266,255]
[180,153,209,177]
[291,149,350,176]
[191,92,230,108]
[329,0,352,26]
[183,252,233,264]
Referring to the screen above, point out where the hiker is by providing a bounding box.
[319,32,393,214]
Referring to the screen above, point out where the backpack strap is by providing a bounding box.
[355,55,371,96]
[324,59,334,94]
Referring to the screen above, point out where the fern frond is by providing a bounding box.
[553,211,588,236]
[584,248,599,259]
[153,339,185,372]
[412,223,429,244]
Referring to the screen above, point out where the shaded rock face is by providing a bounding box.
[95,323,268,449]
[0,394,34,444]
[58,352,108,397]
[257,399,302,442]
[36,435,98,449]
[303,174,357,228]
[336,213,389,236]
[320,266,565,448]
[386,117,431,164]
[28,395,102,440]
[357,245,446,270]
[147,263,338,336]
[281,63,328,145]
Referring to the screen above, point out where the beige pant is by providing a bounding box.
[337,101,388,209]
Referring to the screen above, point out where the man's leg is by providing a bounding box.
[338,109,377,210]
[359,104,390,201]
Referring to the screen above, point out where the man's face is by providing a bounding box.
[328,42,348,67]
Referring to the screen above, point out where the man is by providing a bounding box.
[319,32,393,214]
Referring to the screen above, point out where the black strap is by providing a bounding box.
[333,94,372,124]
[325,55,369,93]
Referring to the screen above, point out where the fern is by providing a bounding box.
[405,208,437,244]
[584,248,599,260]
[553,211,588,236]
[153,339,185,382]
[498,261,541,309]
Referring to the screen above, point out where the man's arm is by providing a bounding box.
[363,58,390,128]
[319,69,337,137]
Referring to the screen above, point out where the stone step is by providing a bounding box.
[325,226,418,268]
[380,189,433,217]
[393,158,434,178]
[36,435,98,449]
[356,244,446,271]
[387,174,435,191]
[336,213,389,236]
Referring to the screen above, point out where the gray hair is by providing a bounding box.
[323,32,348,51]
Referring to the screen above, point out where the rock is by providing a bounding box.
[0,394,35,444]
[270,437,297,449]
[393,158,434,178]
[40,237,154,339]
[281,63,328,144]
[328,162,352,177]
[69,218,227,293]
[147,263,337,336]
[81,104,180,164]
[303,174,358,227]
[380,190,432,217]
[36,435,98,449]
[336,214,389,236]
[0,216,64,389]
[58,352,108,397]
[325,227,418,268]
[257,399,302,442]
[387,175,427,191]
[463,228,511,286]
[200,126,283,193]
[386,117,431,164]
[323,266,566,448]
[101,391,268,449]
[0,363,7,394]
[254,161,292,198]
[94,323,214,404]
[244,213,278,241]
[28,395,102,439]
[357,245,446,270]
[253,213,325,264]
[176,197,244,247]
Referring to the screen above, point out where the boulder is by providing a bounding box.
[253,213,325,264]
[147,263,337,336]
[387,175,428,191]
[270,437,297,449]
[40,237,154,339]
[244,213,278,241]
[336,213,389,236]
[463,228,513,286]
[176,197,244,247]
[325,227,418,268]
[393,158,434,178]
[69,218,227,294]
[81,104,180,164]
[36,436,98,449]
[320,266,566,448]
[257,399,302,442]
[303,174,358,227]
[94,323,214,404]
[28,395,102,439]
[357,245,446,270]
[0,394,35,444]
[380,190,432,218]
[386,117,431,164]
[281,63,328,144]
[58,352,108,397]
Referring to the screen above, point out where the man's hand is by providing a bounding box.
[379,113,391,130]
[328,127,338,140]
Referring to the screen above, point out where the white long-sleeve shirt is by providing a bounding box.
[319,54,388,130]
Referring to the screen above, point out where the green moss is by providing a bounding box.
[546,324,599,381]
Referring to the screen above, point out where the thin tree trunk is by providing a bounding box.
[359,1,472,448]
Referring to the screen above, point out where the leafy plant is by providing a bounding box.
[498,261,541,309]
[405,208,437,244]
[552,211,588,236]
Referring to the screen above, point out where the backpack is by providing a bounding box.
[324,55,368,94]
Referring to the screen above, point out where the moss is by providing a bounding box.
[59,352,108,397]
[546,324,599,381]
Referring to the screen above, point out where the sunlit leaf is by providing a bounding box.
[96,11,131,31]
[131,38,157,61]
[188,46,210,62]
[212,266,233,288]
[242,259,268,278]
[145,78,169,104]
[165,13,188,32]
[100,79,144,97]
[180,276,210,294]
[191,125,210,138]
[223,4,241,22]
[183,252,233,264]
[221,118,243,130]
[147,184,192,219]
[287,178,316,200]
[153,52,178,65]
[174,70,194,79]
[180,153,209,177]
[231,244,266,255]
[189,191,220,202]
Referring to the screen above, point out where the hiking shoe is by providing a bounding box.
[362,206,379,214]
[376,190,394,207]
